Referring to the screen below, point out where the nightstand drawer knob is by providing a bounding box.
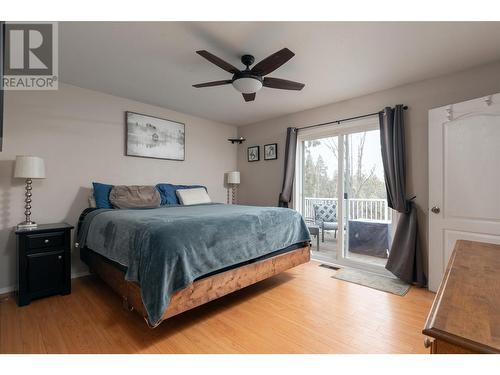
[58,255,62,260]
[44,239,50,244]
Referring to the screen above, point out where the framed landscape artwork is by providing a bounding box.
[247,146,260,162]
[126,111,185,161]
[264,143,277,160]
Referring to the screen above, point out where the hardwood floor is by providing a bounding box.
[0,261,435,354]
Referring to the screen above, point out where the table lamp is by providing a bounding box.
[227,171,240,204]
[14,156,46,229]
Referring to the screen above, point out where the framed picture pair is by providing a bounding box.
[247,143,277,162]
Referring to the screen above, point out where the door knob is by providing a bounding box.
[431,206,440,214]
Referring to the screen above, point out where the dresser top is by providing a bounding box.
[15,222,74,235]
[423,240,500,353]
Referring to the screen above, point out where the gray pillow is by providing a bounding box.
[109,185,161,209]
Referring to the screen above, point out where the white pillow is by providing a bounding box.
[89,190,97,208]
[176,187,212,205]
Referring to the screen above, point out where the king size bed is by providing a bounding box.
[77,202,311,327]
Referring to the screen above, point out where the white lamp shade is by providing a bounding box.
[232,78,263,94]
[14,156,46,179]
[227,171,240,184]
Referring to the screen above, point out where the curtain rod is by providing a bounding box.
[297,105,408,132]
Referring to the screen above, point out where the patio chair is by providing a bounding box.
[313,203,339,242]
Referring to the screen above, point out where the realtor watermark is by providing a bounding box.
[2,22,58,90]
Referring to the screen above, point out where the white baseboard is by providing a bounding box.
[0,285,15,295]
[71,270,90,279]
[0,270,90,296]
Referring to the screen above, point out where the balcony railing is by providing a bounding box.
[303,197,391,222]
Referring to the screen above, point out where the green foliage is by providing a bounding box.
[303,146,338,198]
[303,135,386,199]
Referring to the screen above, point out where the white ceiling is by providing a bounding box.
[60,22,500,126]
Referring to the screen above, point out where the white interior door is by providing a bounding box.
[428,93,500,292]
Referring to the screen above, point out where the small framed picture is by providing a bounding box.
[264,143,278,160]
[247,146,260,162]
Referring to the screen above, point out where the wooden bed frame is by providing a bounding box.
[81,244,310,327]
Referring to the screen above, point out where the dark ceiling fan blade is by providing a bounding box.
[251,48,295,76]
[263,77,305,91]
[193,80,232,88]
[196,50,240,74]
[242,93,256,102]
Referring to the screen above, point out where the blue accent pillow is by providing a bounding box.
[156,183,207,205]
[92,182,114,209]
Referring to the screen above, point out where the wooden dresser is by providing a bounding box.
[423,240,500,354]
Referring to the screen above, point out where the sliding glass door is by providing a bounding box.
[301,136,339,262]
[342,129,391,268]
[295,117,392,274]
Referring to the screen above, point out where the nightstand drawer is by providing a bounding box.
[26,231,65,250]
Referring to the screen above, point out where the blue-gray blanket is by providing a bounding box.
[78,203,310,326]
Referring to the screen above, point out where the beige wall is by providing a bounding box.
[237,61,500,273]
[0,83,237,291]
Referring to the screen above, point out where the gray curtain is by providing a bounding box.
[278,127,298,207]
[379,105,426,287]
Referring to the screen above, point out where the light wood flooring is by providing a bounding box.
[0,261,434,354]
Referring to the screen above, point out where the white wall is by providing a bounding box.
[0,83,237,292]
[237,61,500,275]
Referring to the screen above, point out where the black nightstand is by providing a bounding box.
[16,223,74,306]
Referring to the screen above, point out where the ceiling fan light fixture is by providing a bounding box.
[193,49,304,102]
[232,77,263,94]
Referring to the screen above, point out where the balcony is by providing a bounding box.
[303,197,392,223]
[303,197,392,266]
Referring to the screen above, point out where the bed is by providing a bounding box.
[77,203,311,327]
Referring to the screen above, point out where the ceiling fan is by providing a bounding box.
[193,48,305,102]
